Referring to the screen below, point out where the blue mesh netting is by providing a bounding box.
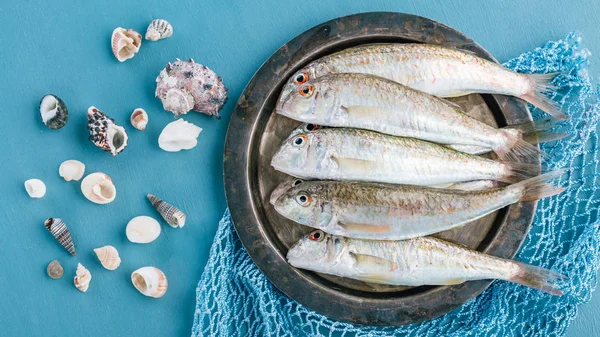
[191,32,600,337]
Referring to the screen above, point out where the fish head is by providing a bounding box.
[273,182,331,229]
[276,77,338,123]
[288,123,323,138]
[287,230,341,271]
[276,62,330,112]
[269,177,304,205]
[271,131,324,178]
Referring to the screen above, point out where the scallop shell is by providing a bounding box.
[131,267,168,298]
[44,218,76,256]
[145,19,173,41]
[81,172,116,204]
[87,106,128,156]
[94,245,121,270]
[155,59,228,118]
[111,27,142,62]
[24,179,46,198]
[158,119,202,152]
[74,263,92,292]
[39,94,68,129]
[46,260,64,279]
[130,108,148,131]
[126,216,161,244]
[147,194,186,228]
[59,160,85,182]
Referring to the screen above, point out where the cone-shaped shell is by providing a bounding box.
[147,194,186,228]
[131,266,168,298]
[94,245,121,270]
[44,218,76,256]
[74,263,92,292]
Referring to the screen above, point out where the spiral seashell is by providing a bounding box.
[130,108,148,131]
[87,106,128,156]
[126,216,161,244]
[147,194,186,228]
[59,160,85,182]
[24,179,46,198]
[131,266,168,298]
[111,27,142,62]
[44,218,76,256]
[81,172,116,204]
[158,119,202,152]
[74,263,92,292]
[145,19,173,41]
[94,245,121,270]
[39,94,68,129]
[46,260,64,279]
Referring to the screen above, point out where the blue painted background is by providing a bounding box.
[1,1,598,336]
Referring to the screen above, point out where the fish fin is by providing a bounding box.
[521,73,569,120]
[336,105,350,119]
[499,161,543,183]
[440,278,466,285]
[351,252,398,284]
[440,90,473,98]
[445,144,491,155]
[509,261,566,296]
[495,129,546,163]
[355,274,395,284]
[339,222,392,233]
[507,169,566,201]
[332,156,377,171]
[523,131,569,145]
[502,118,568,146]
[447,180,500,191]
[436,97,463,110]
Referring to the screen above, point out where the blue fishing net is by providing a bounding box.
[191,32,600,337]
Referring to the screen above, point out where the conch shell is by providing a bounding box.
[59,160,85,182]
[44,218,76,256]
[74,263,92,292]
[81,172,116,204]
[111,27,142,62]
[94,245,121,270]
[130,108,148,131]
[131,266,168,298]
[158,119,202,152]
[147,194,186,228]
[24,179,46,198]
[145,19,173,41]
[87,106,128,156]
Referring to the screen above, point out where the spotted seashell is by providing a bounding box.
[44,218,76,256]
[46,260,64,279]
[145,19,173,41]
[94,245,121,270]
[74,263,92,292]
[87,106,128,156]
[111,27,142,62]
[39,94,68,129]
[147,194,186,228]
[131,266,168,298]
[130,108,148,131]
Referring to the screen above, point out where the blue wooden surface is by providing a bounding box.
[1,1,598,336]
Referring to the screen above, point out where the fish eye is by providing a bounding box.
[305,124,318,131]
[293,72,308,85]
[309,230,324,242]
[295,192,311,206]
[299,85,314,97]
[291,134,307,147]
[293,179,303,186]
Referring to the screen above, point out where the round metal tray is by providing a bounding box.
[224,12,539,326]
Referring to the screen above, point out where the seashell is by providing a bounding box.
[147,194,186,228]
[24,179,46,198]
[74,263,92,292]
[39,94,68,129]
[46,260,64,279]
[94,245,121,270]
[145,19,173,41]
[111,27,142,62]
[81,172,116,204]
[131,266,168,298]
[130,108,149,131]
[158,119,202,152]
[87,106,128,156]
[155,59,228,118]
[59,160,85,182]
[44,218,76,256]
[126,216,161,244]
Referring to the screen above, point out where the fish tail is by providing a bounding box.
[502,118,568,145]
[509,261,567,296]
[499,161,542,183]
[507,169,566,201]
[521,73,569,120]
[495,129,546,163]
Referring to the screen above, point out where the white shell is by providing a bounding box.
[80,172,116,204]
[158,119,202,152]
[94,245,121,270]
[59,160,85,182]
[111,27,142,62]
[131,266,168,298]
[126,216,161,244]
[74,263,92,292]
[130,108,149,131]
[24,179,46,198]
[145,19,173,41]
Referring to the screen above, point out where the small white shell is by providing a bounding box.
[126,216,161,244]
[111,27,142,62]
[158,119,202,152]
[145,19,173,41]
[59,160,85,182]
[94,245,121,270]
[74,263,92,292]
[25,179,46,198]
[130,108,149,131]
[81,172,116,204]
[131,266,168,298]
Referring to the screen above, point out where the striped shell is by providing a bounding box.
[145,19,173,41]
[130,108,148,131]
[131,266,168,298]
[147,194,186,228]
[44,218,76,256]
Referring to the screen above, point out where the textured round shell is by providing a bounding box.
[131,266,168,298]
[145,19,173,41]
[155,59,228,118]
[39,94,68,129]
[46,260,64,279]
[81,172,116,204]
[94,245,121,270]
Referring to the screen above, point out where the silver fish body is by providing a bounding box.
[287,230,565,295]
